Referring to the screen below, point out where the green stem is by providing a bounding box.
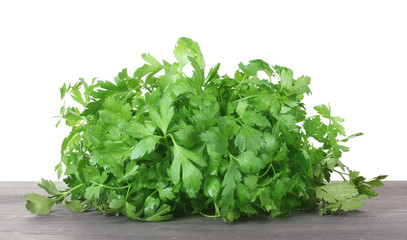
[200,212,220,218]
[63,107,84,118]
[181,69,188,78]
[228,151,235,162]
[163,135,172,149]
[235,118,244,125]
[148,189,159,198]
[233,95,259,102]
[333,169,348,181]
[200,202,221,219]
[125,185,131,200]
[95,183,130,190]
[56,183,85,201]
[259,163,276,178]
[270,164,276,175]
[167,134,176,146]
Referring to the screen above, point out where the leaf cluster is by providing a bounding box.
[26,37,386,222]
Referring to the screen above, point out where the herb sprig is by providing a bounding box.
[25,37,386,221]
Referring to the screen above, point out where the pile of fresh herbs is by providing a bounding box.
[25,37,386,222]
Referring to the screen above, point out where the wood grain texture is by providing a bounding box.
[0,181,406,240]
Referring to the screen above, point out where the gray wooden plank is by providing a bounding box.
[0,181,406,240]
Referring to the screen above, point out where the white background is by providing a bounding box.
[1,0,406,181]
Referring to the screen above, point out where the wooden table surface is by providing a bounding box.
[0,181,406,240]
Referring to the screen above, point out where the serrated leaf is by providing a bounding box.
[65,200,88,213]
[148,94,174,135]
[292,75,311,95]
[140,196,172,222]
[273,143,288,162]
[159,187,176,201]
[170,143,206,197]
[240,111,271,128]
[314,104,331,118]
[131,135,161,160]
[280,69,293,89]
[235,150,265,174]
[315,182,359,203]
[84,185,103,200]
[85,167,101,183]
[206,63,220,82]
[71,87,86,106]
[142,204,173,222]
[37,179,62,196]
[243,175,258,191]
[220,162,242,206]
[366,176,387,187]
[119,120,155,139]
[260,187,275,212]
[125,202,143,220]
[272,179,288,199]
[134,53,163,78]
[109,195,126,209]
[55,162,63,179]
[357,184,378,198]
[174,37,205,70]
[189,56,205,92]
[200,128,228,157]
[341,194,367,211]
[123,161,139,180]
[234,124,263,153]
[304,115,327,142]
[245,62,260,76]
[25,193,56,215]
[60,83,68,100]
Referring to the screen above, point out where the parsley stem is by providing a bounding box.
[149,189,158,197]
[125,185,131,200]
[233,95,259,102]
[259,163,276,178]
[167,134,176,146]
[181,69,188,78]
[95,183,129,190]
[333,169,348,181]
[228,151,235,161]
[55,183,85,201]
[200,212,220,218]
[163,135,172,149]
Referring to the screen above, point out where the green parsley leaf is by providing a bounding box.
[25,193,56,215]
[170,142,207,197]
[65,200,88,213]
[235,124,263,153]
[174,37,205,70]
[37,179,62,196]
[148,94,174,135]
[131,135,161,160]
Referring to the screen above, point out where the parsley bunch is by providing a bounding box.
[25,37,386,222]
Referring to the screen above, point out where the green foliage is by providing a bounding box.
[26,37,386,222]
